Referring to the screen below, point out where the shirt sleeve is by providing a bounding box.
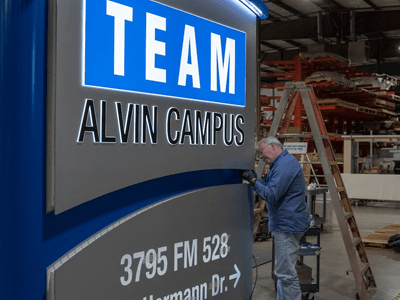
[253,162,296,205]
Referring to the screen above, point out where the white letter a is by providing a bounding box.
[178,25,201,88]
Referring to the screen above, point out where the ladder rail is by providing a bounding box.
[298,86,332,178]
[299,86,371,299]
[268,85,295,137]
[279,91,300,135]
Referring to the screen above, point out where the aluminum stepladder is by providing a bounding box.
[268,82,376,300]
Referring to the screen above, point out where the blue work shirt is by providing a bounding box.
[253,150,310,233]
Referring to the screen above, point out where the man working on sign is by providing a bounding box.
[238,137,311,300]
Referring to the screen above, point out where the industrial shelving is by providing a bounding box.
[260,53,400,183]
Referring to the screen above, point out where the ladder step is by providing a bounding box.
[360,263,371,276]
[254,208,263,214]
[329,161,337,165]
[337,187,345,192]
[341,197,351,204]
[344,211,354,219]
[353,237,362,247]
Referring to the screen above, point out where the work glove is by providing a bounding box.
[237,170,257,186]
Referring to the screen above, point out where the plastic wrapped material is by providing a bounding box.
[305,71,355,87]
[351,74,397,91]
[299,51,349,64]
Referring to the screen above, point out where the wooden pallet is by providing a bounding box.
[318,98,358,110]
[364,98,396,110]
[377,108,397,117]
[379,93,400,103]
[358,105,377,115]
[394,291,400,300]
[362,222,400,250]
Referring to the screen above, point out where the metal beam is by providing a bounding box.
[267,10,292,22]
[363,0,381,10]
[260,10,400,40]
[259,38,400,63]
[325,0,346,10]
[264,10,307,50]
[260,49,302,62]
[284,40,305,48]
[310,0,345,12]
[265,0,308,18]
[260,14,335,40]
[260,41,284,51]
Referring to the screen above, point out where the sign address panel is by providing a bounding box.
[47,185,253,300]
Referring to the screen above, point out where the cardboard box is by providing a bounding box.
[296,262,312,284]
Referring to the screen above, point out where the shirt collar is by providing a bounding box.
[270,150,288,168]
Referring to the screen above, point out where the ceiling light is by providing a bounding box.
[237,0,269,19]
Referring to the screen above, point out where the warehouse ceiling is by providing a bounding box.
[260,0,400,69]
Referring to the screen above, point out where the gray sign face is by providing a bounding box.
[47,184,253,300]
[47,0,257,214]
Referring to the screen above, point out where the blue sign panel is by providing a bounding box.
[83,0,247,107]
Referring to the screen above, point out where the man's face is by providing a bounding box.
[258,142,281,163]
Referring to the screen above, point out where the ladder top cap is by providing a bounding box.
[275,134,313,139]
[285,82,308,88]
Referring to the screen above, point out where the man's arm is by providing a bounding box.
[252,164,296,204]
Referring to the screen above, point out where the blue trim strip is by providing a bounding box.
[240,0,269,19]
[43,169,241,266]
[251,0,269,18]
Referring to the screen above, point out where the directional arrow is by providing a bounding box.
[229,264,241,288]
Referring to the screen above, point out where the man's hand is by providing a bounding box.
[237,170,257,186]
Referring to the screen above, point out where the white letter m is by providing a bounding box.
[210,33,236,94]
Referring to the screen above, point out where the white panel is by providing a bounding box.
[342,174,400,201]
[348,41,366,65]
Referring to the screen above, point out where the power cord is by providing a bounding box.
[248,254,258,300]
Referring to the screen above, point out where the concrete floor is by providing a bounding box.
[252,200,400,300]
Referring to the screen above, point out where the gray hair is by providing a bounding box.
[256,137,283,151]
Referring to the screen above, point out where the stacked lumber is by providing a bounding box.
[317,98,378,115]
[317,89,399,118]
